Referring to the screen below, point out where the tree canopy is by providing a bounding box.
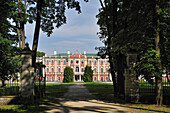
[83,65,93,82]
[96,0,170,105]
[63,66,74,83]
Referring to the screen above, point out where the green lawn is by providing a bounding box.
[0,83,72,113]
[84,82,170,113]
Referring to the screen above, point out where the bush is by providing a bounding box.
[63,66,74,83]
[83,65,93,82]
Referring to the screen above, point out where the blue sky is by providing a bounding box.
[25,0,103,55]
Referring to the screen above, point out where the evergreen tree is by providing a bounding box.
[83,65,93,82]
[63,66,74,83]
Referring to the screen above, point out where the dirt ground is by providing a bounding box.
[45,84,144,113]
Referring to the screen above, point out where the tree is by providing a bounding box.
[97,0,126,97]
[83,65,93,82]
[0,0,21,87]
[97,0,169,104]
[63,66,74,83]
[36,51,45,57]
[8,0,89,68]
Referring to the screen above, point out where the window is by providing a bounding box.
[81,60,84,64]
[46,68,49,73]
[51,77,54,81]
[94,77,97,81]
[89,60,91,64]
[75,67,79,72]
[58,77,61,81]
[51,60,54,64]
[101,77,103,81]
[58,60,60,64]
[106,77,108,81]
[76,60,79,64]
[46,60,49,64]
[63,60,66,64]
[106,60,108,64]
[58,68,60,73]
[81,68,84,72]
[94,68,97,73]
[46,77,49,81]
[101,60,103,64]
[101,68,103,73]
[106,68,108,73]
[71,60,73,64]
[51,68,54,73]
[94,60,97,64]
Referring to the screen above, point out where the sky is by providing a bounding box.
[25,0,103,56]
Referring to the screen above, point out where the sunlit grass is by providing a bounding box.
[0,83,72,113]
[85,82,170,113]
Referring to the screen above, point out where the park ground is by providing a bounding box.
[0,82,170,113]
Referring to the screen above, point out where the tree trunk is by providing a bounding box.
[110,58,118,96]
[32,0,43,67]
[1,79,6,87]
[116,54,125,97]
[154,0,163,105]
[17,29,22,48]
[155,76,163,105]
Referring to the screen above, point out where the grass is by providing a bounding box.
[85,82,170,113]
[0,83,72,113]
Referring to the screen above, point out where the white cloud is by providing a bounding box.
[52,41,83,47]
[51,24,99,38]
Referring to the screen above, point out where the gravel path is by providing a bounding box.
[45,84,144,113]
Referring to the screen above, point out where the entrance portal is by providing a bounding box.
[75,75,83,82]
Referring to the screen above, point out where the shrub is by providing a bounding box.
[83,65,93,82]
[63,66,74,82]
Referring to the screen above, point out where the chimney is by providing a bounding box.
[76,49,78,54]
[84,51,86,55]
[54,50,57,55]
[67,50,70,54]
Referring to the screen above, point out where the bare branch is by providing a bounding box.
[99,0,105,10]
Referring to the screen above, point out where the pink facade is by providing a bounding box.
[36,50,112,82]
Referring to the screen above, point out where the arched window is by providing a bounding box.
[46,68,49,73]
[94,60,97,64]
[46,60,49,64]
[94,68,97,73]
[76,67,79,72]
[58,60,61,64]
[63,60,66,64]
[101,60,103,64]
[89,60,91,64]
[81,60,84,64]
[81,67,84,72]
[101,68,103,73]
[51,60,54,64]
[106,68,108,73]
[58,68,61,73]
[51,77,54,81]
[51,68,54,73]
[71,60,73,64]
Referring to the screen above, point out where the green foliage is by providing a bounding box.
[135,50,162,84]
[36,51,45,57]
[83,65,93,82]
[0,35,21,86]
[63,66,74,83]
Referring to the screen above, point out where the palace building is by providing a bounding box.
[36,50,112,82]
